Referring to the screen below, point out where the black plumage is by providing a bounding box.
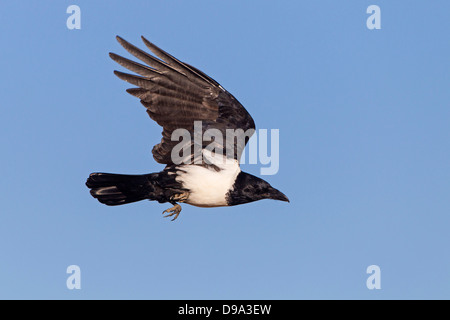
[87,169,185,206]
[226,172,289,206]
[110,36,254,164]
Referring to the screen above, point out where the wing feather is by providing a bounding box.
[111,36,255,165]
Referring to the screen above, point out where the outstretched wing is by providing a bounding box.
[110,36,255,165]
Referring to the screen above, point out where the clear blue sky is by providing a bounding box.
[1,0,449,299]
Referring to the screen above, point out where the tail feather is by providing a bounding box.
[86,172,156,206]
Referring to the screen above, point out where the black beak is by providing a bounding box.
[270,188,290,203]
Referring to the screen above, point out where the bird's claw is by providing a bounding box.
[162,204,182,221]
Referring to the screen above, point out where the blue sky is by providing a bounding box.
[0,1,449,299]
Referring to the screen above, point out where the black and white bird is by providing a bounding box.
[86,36,289,220]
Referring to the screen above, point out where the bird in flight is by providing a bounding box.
[86,36,289,220]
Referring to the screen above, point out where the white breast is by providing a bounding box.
[175,150,241,207]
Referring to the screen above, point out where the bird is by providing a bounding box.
[86,36,289,221]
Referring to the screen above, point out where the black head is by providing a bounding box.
[226,172,289,206]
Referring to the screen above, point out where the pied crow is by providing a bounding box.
[86,36,289,220]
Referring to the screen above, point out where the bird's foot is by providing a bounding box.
[162,204,182,221]
[170,191,189,202]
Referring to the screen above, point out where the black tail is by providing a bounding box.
[86,172,158,206]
